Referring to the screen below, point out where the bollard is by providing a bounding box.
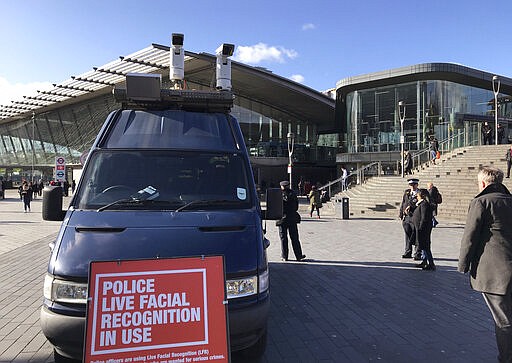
[341,197,349,219]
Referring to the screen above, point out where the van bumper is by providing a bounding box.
[40,305,85,360]
[228,294,270,351]
[41,295,270,358]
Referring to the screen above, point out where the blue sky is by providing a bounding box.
[1,0,512,106]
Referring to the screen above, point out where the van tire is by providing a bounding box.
[53,350,81,363]
[239,329,267,359]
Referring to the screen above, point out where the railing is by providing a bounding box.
[320,130,470,198]
[319,161,382,197]
[410,130,466,170]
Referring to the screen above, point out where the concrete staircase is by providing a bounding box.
[332,144,512,223]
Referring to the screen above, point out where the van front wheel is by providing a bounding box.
[53,350,81,363]
[239,329,267,359]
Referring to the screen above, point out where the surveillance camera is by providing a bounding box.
[216,43,235,57]
[172,33,184,46]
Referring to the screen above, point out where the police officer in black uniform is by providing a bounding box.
[399,178,422,259]
[276,180,306,262]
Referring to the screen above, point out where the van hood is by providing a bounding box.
[49,209,265,279]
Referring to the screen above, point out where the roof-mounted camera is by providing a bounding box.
[216,43,235,91]
[170,33,185,89]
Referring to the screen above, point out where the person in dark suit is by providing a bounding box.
[412,188,435,270]
[505,145,512,178]
[458,167,512,362]
[399,178,421,260]
[482,121,492,145]
[276,181,306,262]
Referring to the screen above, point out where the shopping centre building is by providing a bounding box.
[1,46,511,190]
[335,63,512,171]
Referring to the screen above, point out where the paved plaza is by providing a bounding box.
[0,189,498,362]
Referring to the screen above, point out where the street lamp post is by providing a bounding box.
[31,112,35,183]
[492,75,501,145]
[398,101,406,178]
[287,132,295,188]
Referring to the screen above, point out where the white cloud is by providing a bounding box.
[302,23,316,31]
[0,77,52,107]
[290,74,305,83]
[234,43,298,65]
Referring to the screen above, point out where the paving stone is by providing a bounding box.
[0,189,500,362]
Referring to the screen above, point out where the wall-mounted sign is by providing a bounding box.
[84,256,229,363]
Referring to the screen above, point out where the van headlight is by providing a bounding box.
[226,270,269,299]
[44,274,88,304]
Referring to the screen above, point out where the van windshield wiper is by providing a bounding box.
[175,199,239,212]
[97,186,161,212]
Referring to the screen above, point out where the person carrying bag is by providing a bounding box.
[308,185,322,219]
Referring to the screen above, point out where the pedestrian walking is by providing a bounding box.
[308,185,322,218]
[404,150,413,175]
[498,124,505,144]
[399,178,422,260]
[20,181,32,212]
[429,136,439,165]
[412,188,435,270]
[341,166,348,191]
[427,182,442,227]
[458,166,512,362]
[276,180,306,262]
[38,179,44,196]
[505,145,512,178]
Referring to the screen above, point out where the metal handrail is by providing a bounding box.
[320,130,469,199]
[319,161,381,197]
[410,130,466,170]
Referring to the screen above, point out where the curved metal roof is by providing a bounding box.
[336,62,512,95]
[0,43,335,131]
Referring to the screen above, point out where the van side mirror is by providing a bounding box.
[262,188,283,220]
[42,186,66,221]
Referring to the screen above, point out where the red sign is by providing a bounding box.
[84,256,229,363]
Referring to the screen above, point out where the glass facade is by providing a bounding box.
[0,85,336,184]
[344,80,512,153]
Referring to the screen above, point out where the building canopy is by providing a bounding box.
[0,43,335,131]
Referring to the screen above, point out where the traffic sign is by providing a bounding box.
[55,156,66,182]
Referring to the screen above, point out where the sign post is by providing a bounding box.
[84,256,229,363]
[55,156,66,182]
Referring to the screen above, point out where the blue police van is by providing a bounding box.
[40,35,281,362]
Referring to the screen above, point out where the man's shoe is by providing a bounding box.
[402,253,412,258]
[413,255,422,260]
[422,264,436,271]
[296,255,306,261]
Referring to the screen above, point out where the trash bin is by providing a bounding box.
[341,197,349,219]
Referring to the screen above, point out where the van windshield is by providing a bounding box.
[102,110,236,150]
[75,150,253,210]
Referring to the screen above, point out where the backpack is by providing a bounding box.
[436,192,442,204]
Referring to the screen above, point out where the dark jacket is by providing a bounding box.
[505,148,512,162]
[399,189,418,219]
[276,188,300,226]
[412,200,433,249]
[458,183,512,295]
[428,186,440,210]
